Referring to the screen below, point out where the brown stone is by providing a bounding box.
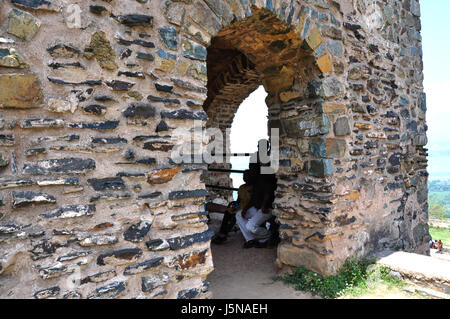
[341,190,360,201]
[325,139,346,158]
[322,102,346,114]
[0,73,43,108]
[355,123,373,130]
[147,167,180,184]
[84,32,117,71]
[316,54,333,73]
[171,250,207,270]
[305,27,323,51]
[279,90,301,103]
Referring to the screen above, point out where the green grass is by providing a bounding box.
[274,259,429,299]
[429,226,450,246]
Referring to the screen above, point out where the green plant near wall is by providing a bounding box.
[274,258,374,299]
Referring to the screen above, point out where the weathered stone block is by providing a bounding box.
[169,189,208,200]
[0,74,43,109]
[308,159,334,177]
[40,205,95,219]
[123,103,156,118]
[0,48,27,68]
[123,221,152,242]
[97,248,143,266]
[283,113,330,137]
[123,257,164,275]
[34,286,60,299]
[12,191,56,208]
[8,9,40,41]
[334,117,351,136]
[87,177,126,191]
[11,0,61,11]
[310,138,346,158]
[23,158,96,175]
[114,15,153,27]
[80,270,117,285]
[166,229,214,250]
[142,272,170,292]
[159,26,178,50]
[147,167,180,184]
[182,39,207,61]
[87,281,126,299]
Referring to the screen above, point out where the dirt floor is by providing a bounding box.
[207,213,314,299]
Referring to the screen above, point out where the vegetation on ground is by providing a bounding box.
[274,258,428,299]
[429,226,450,247]
[429,196,448,220]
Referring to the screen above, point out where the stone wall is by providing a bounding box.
[0,0,428,299]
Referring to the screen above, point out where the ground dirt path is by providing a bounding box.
[207,213,314,299]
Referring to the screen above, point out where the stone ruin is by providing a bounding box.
[0,0,429,299]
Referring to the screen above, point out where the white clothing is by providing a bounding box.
[236,207,272,243]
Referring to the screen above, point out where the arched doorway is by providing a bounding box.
[200,7,346,279]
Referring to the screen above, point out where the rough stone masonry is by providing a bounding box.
[0,0,429,299]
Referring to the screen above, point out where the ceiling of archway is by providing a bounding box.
[204,7,313,112]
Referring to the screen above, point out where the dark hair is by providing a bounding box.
[243,169,257,185]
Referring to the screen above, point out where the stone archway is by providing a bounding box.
[200,6,353,275]
[0,0,428,299]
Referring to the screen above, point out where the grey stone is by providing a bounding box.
[334,117,351,136]
[114,15,153,27]
[0,134,15,146]
[413,134,427,146]
[11,0,61,11]
[142,272,170,292]
[308,159,334,177]
[123,257,164,275]
[159,26,178,50]
[97,248,143,266]
[166,229,214,250]
[161,109,208,121]
[106,80,135,91]
[413,223,429,243]
[40,205,95,219]
[87,177,126,191]
[0,153,9,167]
[67,121,120,130]
[78,235,118,247]
[80,270,117,285]
[23,158,96,175]
[182,38,207,61]
[123,221,152,242]
[38,264,70,279]
[57,251,91,262]
[169,189,208,200]
[284,114,330,137]
[123,103,156,118]
[34,286,60,299]
[87,281,126,299]
[21,118,65,128]
[12,191,56,208]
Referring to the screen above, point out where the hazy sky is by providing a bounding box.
[421,0,450,178]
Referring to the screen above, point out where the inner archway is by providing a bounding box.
[202,7,342,296]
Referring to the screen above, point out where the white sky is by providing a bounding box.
[229,85,269,154]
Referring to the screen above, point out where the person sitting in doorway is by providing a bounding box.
[236,172,277,248]
[210,169,258,245]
